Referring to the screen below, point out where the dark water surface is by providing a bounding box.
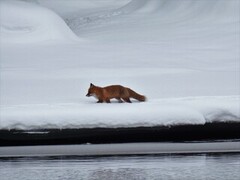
[0,153,240,180]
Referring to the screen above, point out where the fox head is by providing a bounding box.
[86,83,97,97]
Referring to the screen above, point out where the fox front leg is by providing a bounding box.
[105,99,111,103]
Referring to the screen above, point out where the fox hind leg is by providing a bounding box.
[116,98,123,103]
[123,98,132,103]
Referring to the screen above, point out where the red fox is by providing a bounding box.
[86,83,146,103]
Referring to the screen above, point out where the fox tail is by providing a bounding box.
[127,88,146,102]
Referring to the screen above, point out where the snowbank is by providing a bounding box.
[0,0,239,131]
[119,0,236,18]
[0,0,78,43]
[0,96,239,130]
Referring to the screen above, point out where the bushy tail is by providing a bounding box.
[127,88,146,102]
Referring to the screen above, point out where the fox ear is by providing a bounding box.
[90,83,94,87]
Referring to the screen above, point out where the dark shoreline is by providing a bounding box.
[1,122,240,146]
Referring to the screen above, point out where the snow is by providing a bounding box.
[0,0,239,130]
[0,0,78,43]
[1,96,239,130]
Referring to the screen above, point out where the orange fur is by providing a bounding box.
[86,83,146,103]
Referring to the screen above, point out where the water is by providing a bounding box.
[0,153,240,180]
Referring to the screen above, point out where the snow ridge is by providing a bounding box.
[1,96,239,130]
[0,0,78,43]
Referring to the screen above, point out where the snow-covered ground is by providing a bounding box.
[0,0,239,130]
[1,96,239,129]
